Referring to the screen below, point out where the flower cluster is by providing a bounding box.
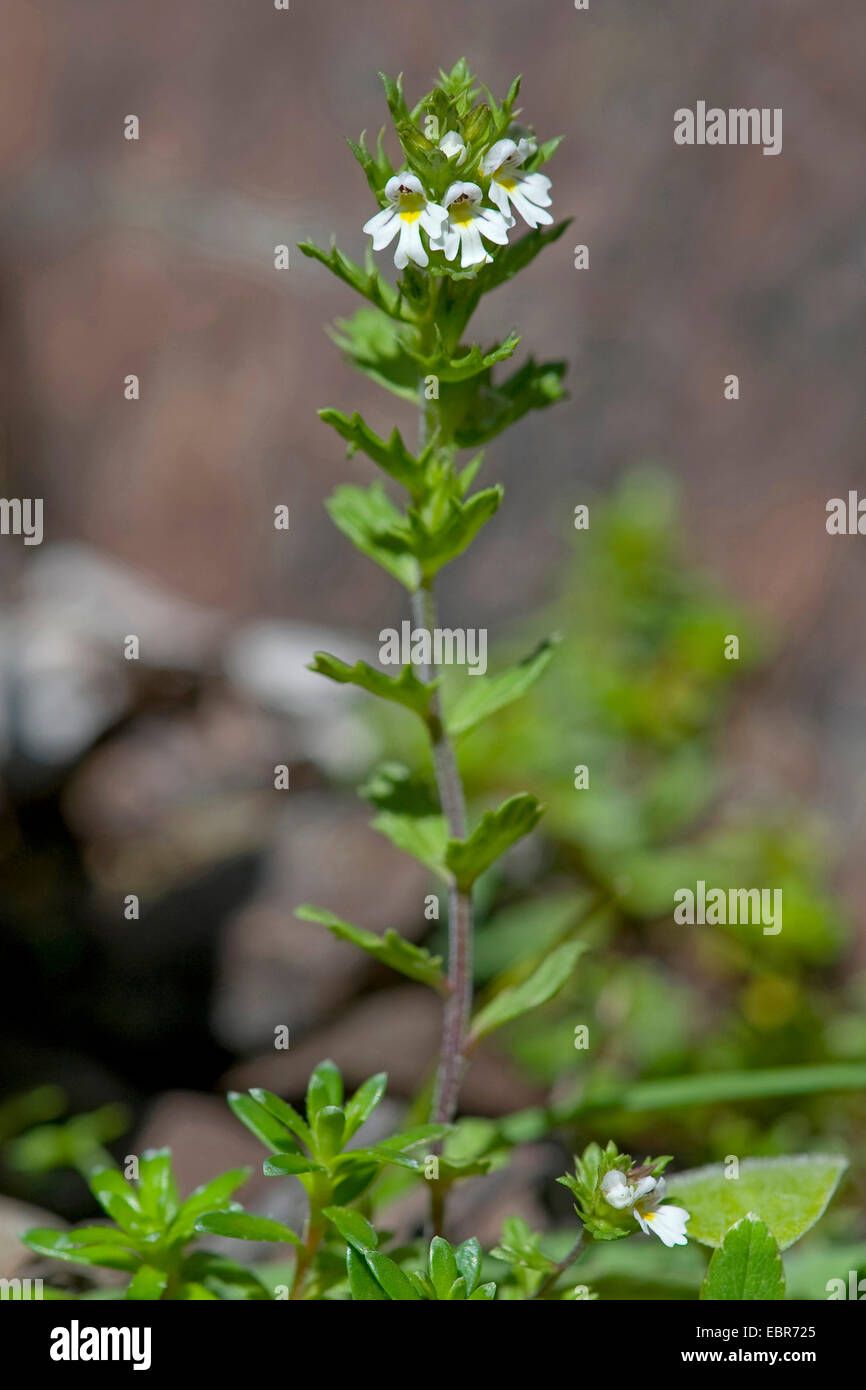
[559,1141,691,1249]
[359,68,555,273]
[601,1167,690,1248]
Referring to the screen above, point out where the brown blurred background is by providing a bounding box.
[1,0,865,1246]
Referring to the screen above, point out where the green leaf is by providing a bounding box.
[319,409,424,495]
[331,1160,381,1206]
[480,220,572,295]
[325,482,421,591]
[226,1091,302,1155]
[700,1215,786,1301]
[387,486,503,580]
[448,357,568,449]
[138,1148,180,1226]
[306,1059,344,1124]
[308,651,435,719]
[346,129,393,200]
[329,306,420,403]
[667,1155,849,1251]
[503,1061,866,1143]
[296,905,446,993]
[429,1236,459,1299]
[370,810,449,879]
[86,1168,147,1234]
[470,941,586,1042]
[126,1264,167,1301]
[447,637,559,736]
[298,239,400,318]
[403,331,522,384]
[314,1105,346,1161]
[446,793,544,891]
[365,1249,422,1300]
[454,1237,482,1295]
[342,1072,388,1141]
[323,1205,379,1251]
[263,1153,326,1178]
[22,1228,141,1272]
[194,1212,301,1247]
[470,1282,497,1300]
[347,1246,389,1300]
[247,1089,313,1152]
[171,1168,251,1233]
[181,1251,270,1301]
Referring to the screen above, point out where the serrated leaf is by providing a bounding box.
[449,358,567,449]
[447,637,559,736]
[308,651,435,718]
[404,331,521,384]
[667,1155,849,1251]
[389,486,503,579]
[298,239,400,317]
[194,1211,301,1247]
[329,306,420,403]
[700,1215,786,1300]
[446,793,544,891]
[370,810,450,878]
[319,409,424,495]
[325,482,421,591]
[296,905,446,992]
[481,219,572,295]
[470,941,585,1042]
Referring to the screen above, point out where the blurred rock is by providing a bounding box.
[211,798,431,1051]
[224,983,545,1115]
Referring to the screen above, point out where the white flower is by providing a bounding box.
[635,1201,691,1248]
[362,174,447,270]
[480,137,553,230]
[634,1179,690,1248]
[439,130,467,165]
[429,181,510,268]
[601,1169,658,1210]
[601,1169,690,1247]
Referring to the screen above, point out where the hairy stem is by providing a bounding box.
[413,361,474,1135]
[411,581,473,1128]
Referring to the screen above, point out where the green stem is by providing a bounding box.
[289,1178,330,1300]
[532,1228,586,1300]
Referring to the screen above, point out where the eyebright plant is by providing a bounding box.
[20,60,853,1302]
